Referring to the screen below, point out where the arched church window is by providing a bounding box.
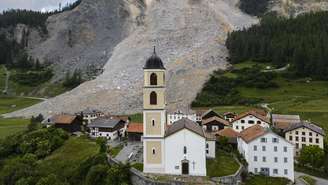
[150,91,157,105]
[150,73,157,85]
[183,146,187,154]
[152,148,156,155]
[152,119,155,126]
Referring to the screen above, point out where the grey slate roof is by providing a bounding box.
[283,121,325,136]
[87,118,123,128]
[165,118,205,138]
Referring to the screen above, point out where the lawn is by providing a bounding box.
[109,144,123,157]
[131,163,143,171]
[37,137,99,180]
[0,118,29,139]
[206,150,240,177]
[0,96,41,114]
[129,113,143,123]
[300,175,316,185]
[244,175,290,185]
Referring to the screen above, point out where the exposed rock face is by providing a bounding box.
[270,0,328,16]
[4,0,258,117]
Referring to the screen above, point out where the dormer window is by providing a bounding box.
[150,73,157,85]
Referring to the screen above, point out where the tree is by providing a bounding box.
[96,137,107,153]
[299,145,325,168]
[36,174,68,185]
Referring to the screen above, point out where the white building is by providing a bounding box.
[284,121,325,155]
[167,110,197,125]
[238,125,294,182]
[232,111,270,132]
[80,107,104,124]
[87,117,126,140]
[142,49,209,176]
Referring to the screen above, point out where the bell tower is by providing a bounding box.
[143,47,166,173]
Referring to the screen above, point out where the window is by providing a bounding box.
[289,136,293,141]
[302,137,306,142]
[296,143,299,149]
[309,132,312,136]
[254,156,258,161]
[248,120,254,124]
[152,120,155,126]
[241,126,245,130]
[274,146,278,152]
[284,169,288,175]
[274,157,278,163]
[150,91,157,105]
[206,143,209,148]
[272,138,279,143]
[241,120,245,123]
[257,121,261,124]
[262,146,266,151]
[253,145,257,151]
[262,156,266,162]
[261,138,267,143]
[283,146,287,152]
[296,131,299,135]
[206,150,209,154]
[309,138,313,143]
[316,138,319,143]
[296,136,299,141]
[284,157,288,163]
[273,169,278,174]
[302,132,305,135]
[152,148,156,155]
[150,73,157,85]
[236,126,239,130]
[255,168,258,173]
[184,146,187,154]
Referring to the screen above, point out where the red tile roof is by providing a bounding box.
[239,125,268,143]
[127,123,143,133]
[216,128,239,138]
[54,114,77,125]
[232,110,270,123]
[202,116,230,126]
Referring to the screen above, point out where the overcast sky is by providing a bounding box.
[0,0,78,12]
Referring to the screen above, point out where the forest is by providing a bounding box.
[226,12,328,80]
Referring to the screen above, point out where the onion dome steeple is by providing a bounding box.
[144,46,165,69]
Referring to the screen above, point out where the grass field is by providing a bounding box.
[109,144,123,157]
[245,175,290,185]
[0,118,29,139]
[206,150,240,177]
[0,96,41,114]
[300,175,316,185]
[37,137,99,180]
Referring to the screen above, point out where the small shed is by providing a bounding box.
[127,123,143,141]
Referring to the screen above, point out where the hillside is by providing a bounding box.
[4,0,258,117]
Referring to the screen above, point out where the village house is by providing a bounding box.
[238,125,294,182]
[127,122,143,141]
[87,117,126,140]
[78,107,104,124]
[272,114,301,132]
[216,127,239,146]
[202,116,230,132]
[44,114,82,133]
[231,110,270,132]
[223,112,237,122]
[284,121,325,155]
[167,110,197,125]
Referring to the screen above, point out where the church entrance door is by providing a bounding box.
[182,161,189,175]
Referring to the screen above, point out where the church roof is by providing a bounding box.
[144,47,165,70]
[165,118,205,138]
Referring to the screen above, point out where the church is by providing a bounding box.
[142,48,211,176]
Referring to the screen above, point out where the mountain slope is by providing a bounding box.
[4,0,258,117]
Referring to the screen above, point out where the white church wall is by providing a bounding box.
[206,140,216,158]
[164,129,206,176]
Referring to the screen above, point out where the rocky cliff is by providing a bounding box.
[4,0,258,117]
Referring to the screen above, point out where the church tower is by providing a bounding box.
[143,47,166,173]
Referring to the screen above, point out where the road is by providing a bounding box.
[295,171,328,185]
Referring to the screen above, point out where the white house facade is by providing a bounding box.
[167,111,197,125]
[284,121,325,155]
[238,125,294,182]
[232,111,270,132]
[88,118,126,140]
